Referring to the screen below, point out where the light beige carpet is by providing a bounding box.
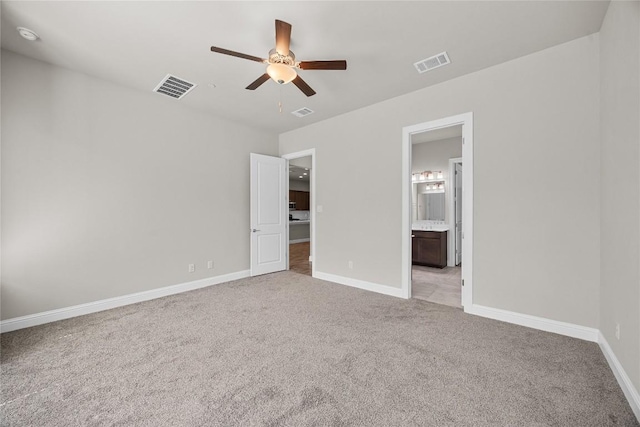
[1,271,637,426]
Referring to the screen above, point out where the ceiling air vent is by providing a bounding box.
[153,74,197,99]
[291,107,314,118]
[414,52,451,74]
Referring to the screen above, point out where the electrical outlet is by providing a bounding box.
[188,264,195,273]
[348,261,353,269]
[615,323,620,340]
[207,260,214,269]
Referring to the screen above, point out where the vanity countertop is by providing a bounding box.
[289,220,310,225]
[412,223,449,232]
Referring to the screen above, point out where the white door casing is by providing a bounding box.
[250,153,287,276]
[455,162,463,266]
[447,156,462,267]
[402,112,473,308]
[282,149,317,277]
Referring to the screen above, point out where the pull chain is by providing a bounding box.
[278,86,283,113]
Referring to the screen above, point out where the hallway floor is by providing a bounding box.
[289,242,311,276]
[412,265,462,308]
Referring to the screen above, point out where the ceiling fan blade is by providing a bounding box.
[210,46,265,63]
[275,20,292,56]
[298,60,347,70]
[292,75,316,97]
[246,73,271,90]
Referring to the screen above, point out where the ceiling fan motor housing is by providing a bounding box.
[268,49,296,66]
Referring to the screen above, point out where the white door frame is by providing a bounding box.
[282,148,316,278]
[402,112,474,308]
[448,157,463,267]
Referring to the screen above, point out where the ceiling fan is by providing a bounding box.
[210,19,347,97]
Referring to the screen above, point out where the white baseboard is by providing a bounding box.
[0,270,250,333]
[289,238,310,244]
[462,304,640,420]
[3,270,637,423]
[599,332,640,420]
[314,271,405,298]
[464,303,599,342]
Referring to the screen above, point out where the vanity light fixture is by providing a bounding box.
[299,175,303,178]
[303,172,308,175]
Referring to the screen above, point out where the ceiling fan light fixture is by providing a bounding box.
[266,63,297,85]
[210,19,345,96]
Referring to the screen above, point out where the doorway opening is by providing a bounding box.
[401,113,473,309]
[410,127,463,308]
[282,149,316,277]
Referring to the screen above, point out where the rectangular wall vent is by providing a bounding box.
[291,107,314,118]
[414,52,451,74]
[153,74,197,99]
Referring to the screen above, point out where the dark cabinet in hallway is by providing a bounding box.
[289,190,310,211]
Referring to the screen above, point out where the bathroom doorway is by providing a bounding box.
[410,127,462,308]
[401,112,474,309]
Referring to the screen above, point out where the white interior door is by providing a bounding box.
[250,153,287,276]
[455,163,463,265]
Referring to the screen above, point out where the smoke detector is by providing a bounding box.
[17,27,39,41]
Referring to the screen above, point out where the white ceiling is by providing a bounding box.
[289,165,310,182]
[0,1,609,134]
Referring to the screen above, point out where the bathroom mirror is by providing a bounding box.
[417,192,445,221]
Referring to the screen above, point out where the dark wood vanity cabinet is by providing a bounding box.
[412,230,447,268]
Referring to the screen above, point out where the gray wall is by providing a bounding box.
[412,136,463,223]
[1,51,278,319]
[412,137,463,174]
[289,180,310,192]
[280,34,601,328]
[599,1,640,392]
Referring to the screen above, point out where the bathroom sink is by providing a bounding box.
[412,223,450,232]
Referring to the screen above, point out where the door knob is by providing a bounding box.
[252,229,260,233]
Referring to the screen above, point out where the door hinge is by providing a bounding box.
[462,279,465,286]
[462,137,465,145]
[462,231,465,239]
